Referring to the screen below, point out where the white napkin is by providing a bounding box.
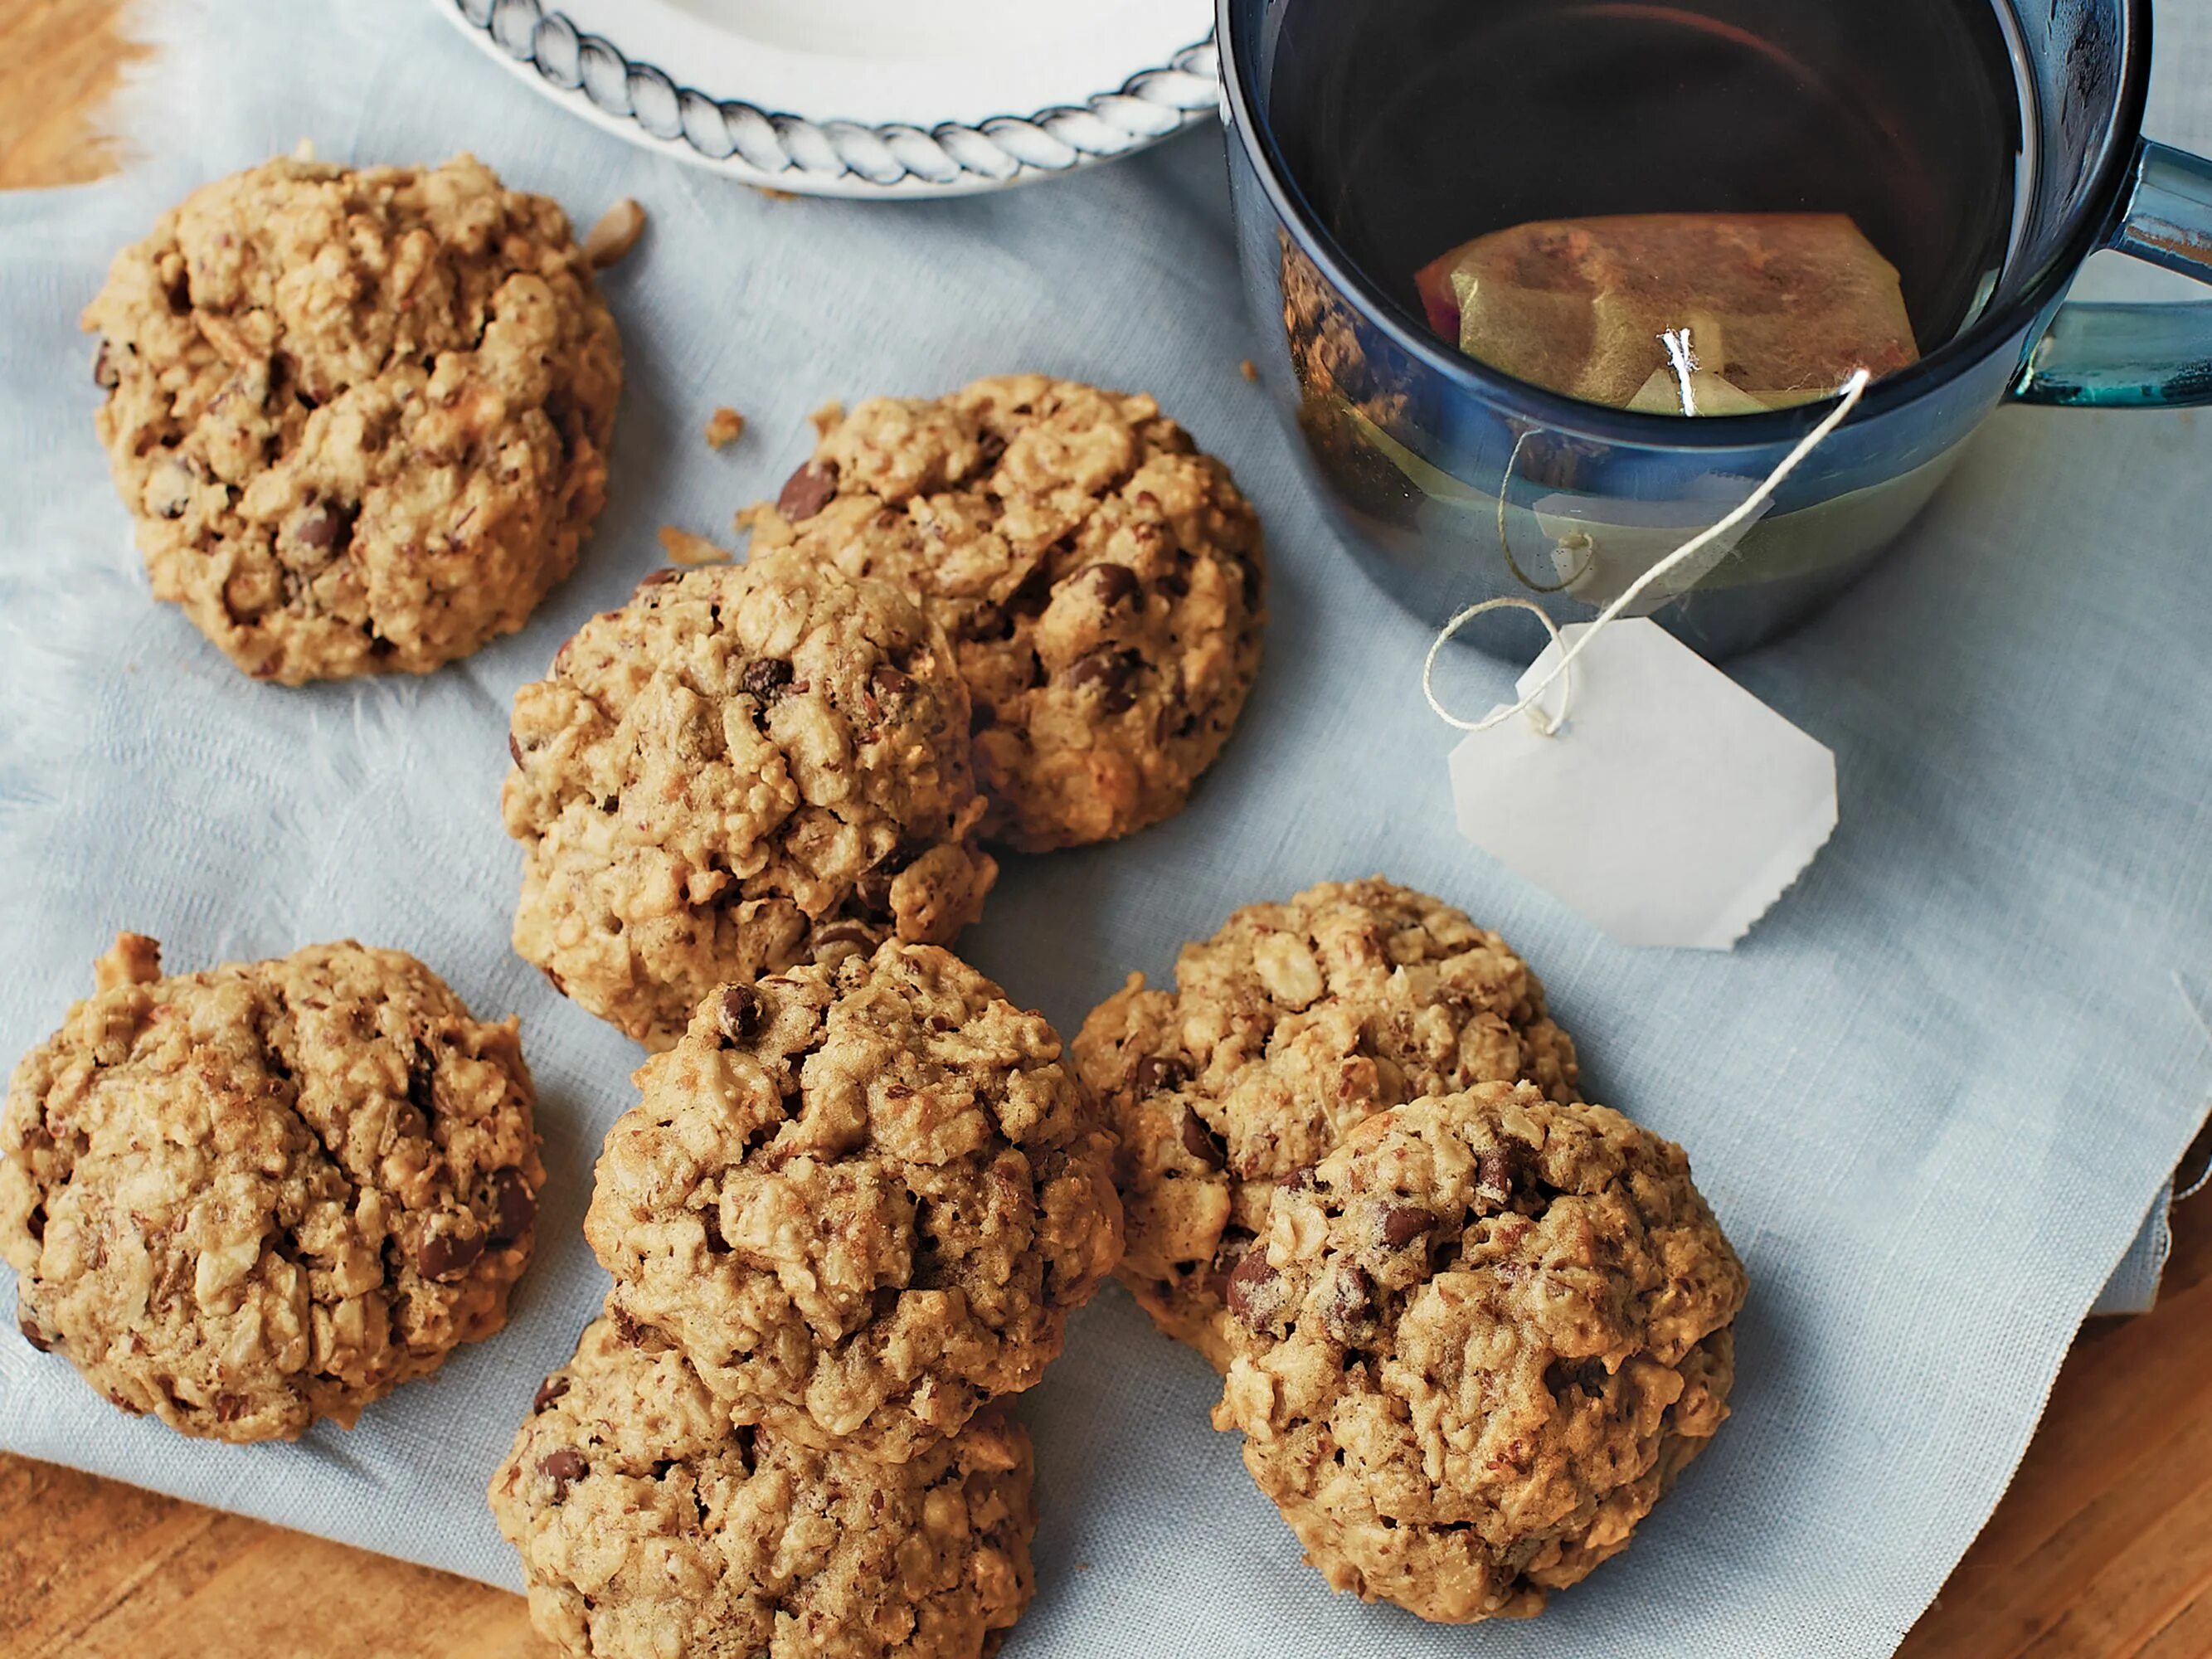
[1,5,2207,1657]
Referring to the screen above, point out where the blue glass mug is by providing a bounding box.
[1218,0,2212,658]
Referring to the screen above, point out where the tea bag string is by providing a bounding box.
[1422,367,1874,737]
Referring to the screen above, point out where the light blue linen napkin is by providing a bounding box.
[0,5,2205,1657]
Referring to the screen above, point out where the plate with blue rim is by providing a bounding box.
[442,0,1221,198]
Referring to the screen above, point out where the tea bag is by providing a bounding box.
[1415,214,1919,412]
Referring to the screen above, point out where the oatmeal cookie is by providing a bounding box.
[743,374,1265,852]
[1212,1082,1746,1623]
[584,942,1121,1461]
[82,153,620,684]
[1073,878,1579,1369]
[503,556,998,1051]
[492,1317,1035,1659]
[0,934,543,1442]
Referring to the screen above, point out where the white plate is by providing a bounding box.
[440,0,1221,197]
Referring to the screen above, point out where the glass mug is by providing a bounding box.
[1218,0,2212,659]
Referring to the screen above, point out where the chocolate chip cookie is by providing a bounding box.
[82,153,620,684]
[503,556,999,1051]
[0,933,543,1442]
[743,374,1265,852]
[1073,878,1580,1369]
[491,1316,1036,1659]
[1212,1082,1746,1623]
[584,942,1121,1461]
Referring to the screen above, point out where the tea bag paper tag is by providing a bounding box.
[1448,620,1837,949]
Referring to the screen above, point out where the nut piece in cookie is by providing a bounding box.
[81,153,622,684]
[0,933,544,1442]
[1072,876,1580,1369]
[490,1317,1037,1659]
[584,942,1122,1460]
[1211,1082,1747,1623]
[743,373,1266,853]
[503,555,999,1051]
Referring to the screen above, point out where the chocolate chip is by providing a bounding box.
[406,1046,436,1116]
[776,460,839,521]
[1085,562,1140,609]
[93,340,118,389]
[489,1170,536,1244]
[539,1448,586,1497]
[1277,1165,1315,1192]
[18,1316,50,1354]
[634,567,682,593]
[1063,649,1138,714]
[293,504,345,551]
[1203,1232,1255,1301]
[532,1375,569,1414]
[717,985,763,1045]
[973,431,1007,472]
[416,1228,484,1282]
[869,663,914,703]
[508,731,524,768]
[1179,1107,1227,1170]
[1324,1265,1377,1340]
[1224,1250,1279,1325]
[1240,555,1263,611]
[1380,1206,1437,1248]
[741,657,795,703]
[211,1393,248,1423]
[970,698,997,730]
[1134,1055,1188,1094]
[1477,1146,1518,1198]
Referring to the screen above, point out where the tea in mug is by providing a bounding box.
[1266,0,2030,413]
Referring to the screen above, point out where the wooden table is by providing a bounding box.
[4,3,2210,1653]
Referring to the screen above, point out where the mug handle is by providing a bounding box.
[2010,139,2212,407]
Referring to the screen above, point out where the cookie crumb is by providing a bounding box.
[584,199,646,269]
[1239,358,1258,382]
[292,138,317,163]
[704,406,746,450]
[754,186,799,202]
[658,526,730,567]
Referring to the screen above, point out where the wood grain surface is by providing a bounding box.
[2,4,2209,1655]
